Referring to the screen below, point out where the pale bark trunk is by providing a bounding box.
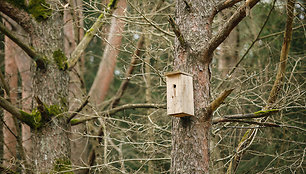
[171,1,217,173]
[89,0,127,105]
[3,25,18,167]
[13,30,33,160]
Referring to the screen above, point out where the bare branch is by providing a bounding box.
[210,0,244,21]
[0,22,46,69]
[213,118,281,127]
[67,96,90,123]
[209,88,234,114]
[109,35,145,108]
[266,0,295,108]
[168,15,187,47]
[202,0,260,62]
[224,109,279,119]
[0,0,34,33]
[213,109,279,123]
[215,0,276,92]
[71,103,166,125]
[67,0,119,70]
[0,96,23,122]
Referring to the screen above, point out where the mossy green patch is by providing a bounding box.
[19,104,64,130]
[6,0,26,9]
[5,0,51,22]
[28,0,52,22]
[107,0,118,9]
[20,109,42,129]
[53,158,73,174]
[70,119,80,125]
[53,49,68,71]
[254,109,279,115]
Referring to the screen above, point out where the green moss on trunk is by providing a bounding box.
[53,49,68,70]
[5,0,52,21]
[19,104,65,130]
[53,158,73,174]
[28,0,52,21]
[20,109,42,129]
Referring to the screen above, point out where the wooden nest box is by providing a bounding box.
[165,71,194,117]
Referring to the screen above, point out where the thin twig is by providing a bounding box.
[71,103,166,125]
[127,0,174,37]
[67,96,90,123]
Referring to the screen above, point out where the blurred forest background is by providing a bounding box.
[0,0,305,173]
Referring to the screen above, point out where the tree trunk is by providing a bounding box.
[3,23,18,167]
[13,25,33,160]
[29,1,70,172]
[171,1,216,173]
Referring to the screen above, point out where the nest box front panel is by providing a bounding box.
[166,72,194,117]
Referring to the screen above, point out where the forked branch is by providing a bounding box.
[210,0,244,22]
[202,0,260,62]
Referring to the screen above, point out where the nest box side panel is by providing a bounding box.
[181,75,194,116]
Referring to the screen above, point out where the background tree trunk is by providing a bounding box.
[171,1,216,173]
[3,21,18,167]
[63,1,90,173]
[89,0,127,105]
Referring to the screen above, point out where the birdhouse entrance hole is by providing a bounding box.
[173,84,176,97]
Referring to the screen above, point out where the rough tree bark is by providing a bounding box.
[29,3,70,173]
[171,1,217,173]
[0,0,119,172]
